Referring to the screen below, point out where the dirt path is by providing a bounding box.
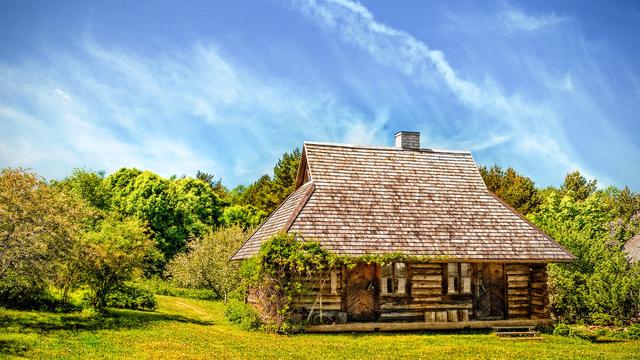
[158,295,213,321]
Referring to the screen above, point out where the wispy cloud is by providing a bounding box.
[0,38,388,184]
[294,0,580,168]
[499,8,568,32]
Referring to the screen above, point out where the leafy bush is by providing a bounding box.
[78,217,155,309]
[553,323,571,336]
[242,232,336,333]
[224,299,261,331]
[166,226,248,299]
[553,324,596,342]
[626,324,640,340]
[104,282,158,311]
[568,326,597,342]
[590,313,614,326]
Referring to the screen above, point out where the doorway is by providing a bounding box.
[475,263,505,320]
[345,263,378,321]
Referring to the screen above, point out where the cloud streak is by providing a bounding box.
[0,39,388,184]
[293,0,639,187]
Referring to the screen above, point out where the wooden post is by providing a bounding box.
[424,311,436,322]
[460,309,469,322]
[447,310,458,322]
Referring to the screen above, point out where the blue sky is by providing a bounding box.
[1,0,639,189]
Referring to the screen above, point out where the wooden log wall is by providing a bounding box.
[378,263,474,323]
[293,269,343,314]
[505,264,530,319]
[286,262,550,323]
[505,264,549,320]
[529,264,549,319]
[378,263,441,322]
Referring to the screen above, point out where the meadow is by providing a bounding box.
[1,295,638,360]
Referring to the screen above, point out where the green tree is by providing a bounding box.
[271,148,301,205]
[166,226,248,299]
[239,149,301,214]
[103,169,222,263]
[220,204,267,229]
[0,168,90,307]
[53,168,110,210]
[196,170,230,204]
[529,190,640,323]
[479,165,541,214]
[78,217,154,309]
[561,170,597,201]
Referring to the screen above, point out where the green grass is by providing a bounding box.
[1,296,639,359]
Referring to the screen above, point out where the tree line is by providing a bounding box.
[0,149,300,310]
[1,150,639,325]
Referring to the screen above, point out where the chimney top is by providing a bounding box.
[394,131,420,150]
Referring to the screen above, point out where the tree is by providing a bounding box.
[271,148,301,205]
[528,190,640,323]
[53,168,110,210]
[0,168,89,307]
[220,204,267,229]
[561,170,597,201]
[239,149,301,214]
[166,226,248,299]
[103,169,222,263]
[78,217,154,309]
[479,165,541,215]
[196,170,230,204]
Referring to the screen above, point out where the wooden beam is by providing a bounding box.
[303,319,551,333]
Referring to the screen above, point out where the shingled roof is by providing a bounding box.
[232,136,574,262]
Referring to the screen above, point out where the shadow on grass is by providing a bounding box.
[0,307,213,334]
[592,338,627,344]
[0,339,31,357]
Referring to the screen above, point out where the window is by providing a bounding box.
[445,263,472,294]
[380,262,407,295]
[330,268,338,295]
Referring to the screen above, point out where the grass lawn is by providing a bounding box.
[1,296,639,359]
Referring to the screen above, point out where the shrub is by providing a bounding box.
[553,323,571,336]
[224,299,261,331]
[244,232,336,333]
[626,324,640,340]
[590,313,614,326]
[569,326,597,342]
[104,282,158,311]
[166,226,248,300]
[553,324,596,342]
[593,328,610,338]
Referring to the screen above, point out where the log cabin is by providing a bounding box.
[231,131,575,332]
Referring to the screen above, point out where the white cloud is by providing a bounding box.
[294,0,578,171]
[499,9,567,32]
[0,39,387,183]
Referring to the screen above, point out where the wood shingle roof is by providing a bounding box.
[231,142,574,262]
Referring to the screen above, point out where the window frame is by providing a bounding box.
[444,263,472,295]
[380,262,407,295]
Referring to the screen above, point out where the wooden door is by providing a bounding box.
[475,263,505,320]
[345,263,377,321]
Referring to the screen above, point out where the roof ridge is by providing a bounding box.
[303,141,471,155]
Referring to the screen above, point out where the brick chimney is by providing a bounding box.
[394,131,420,150]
